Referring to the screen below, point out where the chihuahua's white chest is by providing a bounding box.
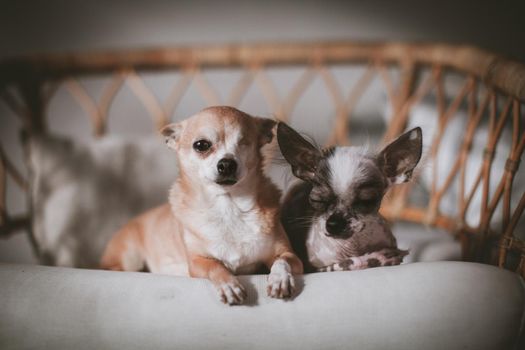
[194,195,274,273]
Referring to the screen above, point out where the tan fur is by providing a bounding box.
[101,106,303,304]
[101,204,188,274]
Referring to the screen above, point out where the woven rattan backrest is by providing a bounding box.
[0,42,524,275]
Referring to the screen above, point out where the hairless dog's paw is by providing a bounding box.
[318,265,334,272]
[216,278,247,305]
[371,248,409,266]
[318,257,359,272]
[267,259,295,298]
[317,248,409,272]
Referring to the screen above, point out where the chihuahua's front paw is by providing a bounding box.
[267,259,295,299]
[216,278,247,305]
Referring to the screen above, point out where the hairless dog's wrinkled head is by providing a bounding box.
[277,122,422,239]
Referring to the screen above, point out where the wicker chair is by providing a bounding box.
[1,41,525,349]
[1,41,524,275]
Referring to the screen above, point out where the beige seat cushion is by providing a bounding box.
[0,261,523,349]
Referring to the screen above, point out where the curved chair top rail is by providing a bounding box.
[1,41,525,102]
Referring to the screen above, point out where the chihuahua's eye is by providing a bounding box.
[354,198,376,208]
[309,197,326,205]
[358,192,379,202]
[356,186,380,201]
[353,195,379,212]
[309,198,328,210]
[193,139,212,152]
[309,192,334,210]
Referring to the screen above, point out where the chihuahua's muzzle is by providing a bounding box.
[216,157,238,185]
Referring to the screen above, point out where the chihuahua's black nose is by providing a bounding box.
[217,158,237,176]
[326,213,347,236]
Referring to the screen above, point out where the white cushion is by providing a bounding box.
[0,262,523,349]
[392,222,462,263]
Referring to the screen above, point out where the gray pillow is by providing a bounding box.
[25,134,178,268]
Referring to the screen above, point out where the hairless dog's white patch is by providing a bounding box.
[328,146,369,196]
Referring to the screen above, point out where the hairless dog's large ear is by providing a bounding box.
[277,122,322,182]
[377,127,422,185]
[160,122,184,150]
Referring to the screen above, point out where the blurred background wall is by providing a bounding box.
[2,0,525,61]
[1,0,524,265]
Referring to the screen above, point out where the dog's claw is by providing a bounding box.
[217,279,246,305]
[267,271,295,299]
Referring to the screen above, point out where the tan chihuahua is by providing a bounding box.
[101,106,303,305]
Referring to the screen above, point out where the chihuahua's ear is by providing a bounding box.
[377,127,422,185]
[256,117,277,146]
[160,122,183,150]
[277,122,322,182]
